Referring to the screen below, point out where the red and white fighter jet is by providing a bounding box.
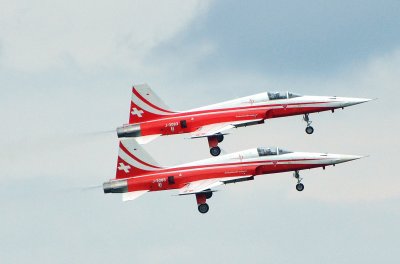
[103,139,363,214]
[117,84,371,156]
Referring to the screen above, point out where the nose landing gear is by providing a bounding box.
[305,126,314,135]
[296,183,305,191]
[303,114,314,134]
[293,170,304,192]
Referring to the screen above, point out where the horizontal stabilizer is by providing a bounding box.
[135,134,161,145]
[122,190,149,201]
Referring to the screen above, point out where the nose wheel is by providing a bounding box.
[305,126,314,134]
[296,183,305,191]
[293,170,304,192]
[303,114,314,134]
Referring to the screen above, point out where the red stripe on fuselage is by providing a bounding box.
[138,102,332,136]
[117,158,319,179]
[182,101,330,116]
[124,159,326,192]
[131,100,330,125]
[143,101,330,123]
[163,158,319,172]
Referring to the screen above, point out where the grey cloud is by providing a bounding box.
[157,0,400,75]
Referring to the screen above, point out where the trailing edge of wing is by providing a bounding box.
[189,119,264,139]
[122,190,149,201]
[190,123,234,139]
[178,176,254,195]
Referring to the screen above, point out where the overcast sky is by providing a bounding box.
[0,1,399,263]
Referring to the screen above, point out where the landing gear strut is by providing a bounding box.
[196,191,213,214]
[293,170,304,192]
[303,114,314,134]
[208,135,223,156]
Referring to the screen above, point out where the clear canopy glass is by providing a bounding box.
[268,92,301,100]
[257,147,292,156]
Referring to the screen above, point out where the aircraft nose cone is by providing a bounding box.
[333,154,365,164]
[340,97,372,107]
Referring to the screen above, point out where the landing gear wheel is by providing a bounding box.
[198,203,209,214]
[216,134,224,143]
[296,183,304,192]
[305,126,314,134]
[210,146,221,156]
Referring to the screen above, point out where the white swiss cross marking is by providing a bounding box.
[118,163,131,173]
[131,107,144,118]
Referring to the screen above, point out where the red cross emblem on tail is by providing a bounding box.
[131,107,144,118]
[118,163,131,173]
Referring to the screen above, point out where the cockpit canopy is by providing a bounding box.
[257,147,292,156]
[268,92,301,100]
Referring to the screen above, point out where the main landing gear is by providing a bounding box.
[293,170,304,192]
[303,114,314,134]
[210,147,221,157]
[198,203,209,214]
[196,191,213,214]
[208,134,224,156]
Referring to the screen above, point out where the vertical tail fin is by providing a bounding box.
[116,139,161,179]
[128,84,176,124]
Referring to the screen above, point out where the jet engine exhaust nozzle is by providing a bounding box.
[117,124,141,138]
[103,180,128,193]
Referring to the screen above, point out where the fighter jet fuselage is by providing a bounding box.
[104,140,363,213]
[117,85,370,156]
